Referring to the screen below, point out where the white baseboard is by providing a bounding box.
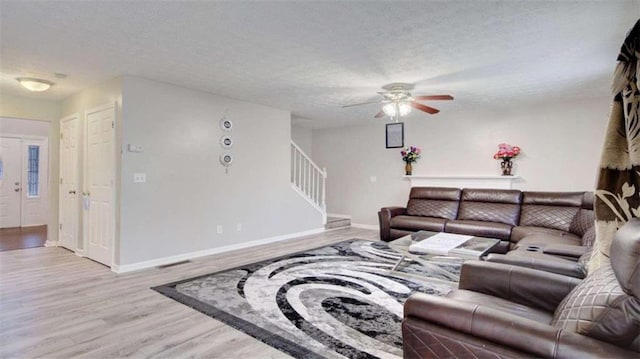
[111,227,326,274]
[21,223,48,228]
[351,223,379,230]
[326,213,351,219]
[44,240,58,247]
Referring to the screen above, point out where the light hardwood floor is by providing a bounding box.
[0,227,379,358]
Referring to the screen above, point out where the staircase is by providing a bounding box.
[325,216,351,230]
[290,141,327,224]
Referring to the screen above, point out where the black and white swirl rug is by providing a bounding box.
[152,239,461,359]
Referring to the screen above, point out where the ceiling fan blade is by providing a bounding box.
[342,100,380,108]
[414,95,454,101]
[374,110,386,118]
[411,102,440,114]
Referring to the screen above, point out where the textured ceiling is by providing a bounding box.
[1,1,638,128]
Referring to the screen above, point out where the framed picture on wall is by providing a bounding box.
[386,122,404,148]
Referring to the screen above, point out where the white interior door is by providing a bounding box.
[86,106,115,266]
[59,116,79,251]
[0,137,22,228]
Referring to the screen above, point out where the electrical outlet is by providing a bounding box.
[133,173,146,183]
[216,225,223,234]
[236,223,242,232]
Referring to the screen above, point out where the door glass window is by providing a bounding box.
[27,145,39,197]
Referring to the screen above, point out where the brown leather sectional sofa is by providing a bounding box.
[378,187,595,259]
[401,218,640,358]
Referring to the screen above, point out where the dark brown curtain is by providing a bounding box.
[591,19,640,270]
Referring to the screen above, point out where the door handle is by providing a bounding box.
[69,190,76,194]
[14,182,20,186]
[14,188,20,192]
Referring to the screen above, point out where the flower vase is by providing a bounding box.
[501,159,513,176]
[405,162,413,176]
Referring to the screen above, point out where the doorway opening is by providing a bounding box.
[0,117,51,251]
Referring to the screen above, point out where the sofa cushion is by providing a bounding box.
[521,191,584,207]
[610,219,640,297]
[552,265,639,350]
[409,187,461,201]
[446,290,553,324]
[511,226,581,244]
[390,215,447,232]
[406,199,459,220]
[457,189,522,226]
[406,187,461,220]
[445,220,512,240]
[519,205,579,232]
[461,188,522,204]
[519,192,584,232]
[486,251,588,278]
[569,208,595,237]
[514,234,581,249]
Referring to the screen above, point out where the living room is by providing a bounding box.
[1,1,639,358]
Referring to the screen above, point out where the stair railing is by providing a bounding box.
[290,141,327,222]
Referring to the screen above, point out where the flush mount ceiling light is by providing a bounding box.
[16,77,54,92]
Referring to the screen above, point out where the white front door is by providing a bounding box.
[0,137,22,228]
[59,116,79,251]
[86,106,115,266]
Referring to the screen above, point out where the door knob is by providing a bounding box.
[14,182,20,186]
[69,190,76,194]
[14,188,20,192]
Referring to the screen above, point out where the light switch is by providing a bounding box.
[369,176,377,183]
[134,173,146,183]
[128,144,144,152]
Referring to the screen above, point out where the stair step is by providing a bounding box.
[325,216,351,230]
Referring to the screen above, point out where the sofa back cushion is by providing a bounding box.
[569,192,596,237]
[406,187,461,220]
[457,189,522,226]
[570,209,595,237]
[519,192,584,232]
[551,265,640,350]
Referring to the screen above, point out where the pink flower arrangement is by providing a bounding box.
[401,146,421,163]
[493,143,521,161]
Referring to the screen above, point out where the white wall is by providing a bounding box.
[0,94,60,122]
[119,76,322,266]
[291,123,313,157]
[0,95,59,238]
[0,117,51,137]
[312,96,611,226]
[60,77,124,251]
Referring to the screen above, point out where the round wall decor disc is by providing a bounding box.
[220,118,233,131]
[220,153,233,165]
[220,135,233,149]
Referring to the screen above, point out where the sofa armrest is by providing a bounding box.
[378,206,406,242]
[542,244,590,258]
[404,293,636,359]
[458,261,582,312]
[485,253,588,279]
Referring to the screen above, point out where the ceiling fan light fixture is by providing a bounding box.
[16,77,54,92]
[398,102,412,116]
[382,103,397,117]
[383,102,411,118]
